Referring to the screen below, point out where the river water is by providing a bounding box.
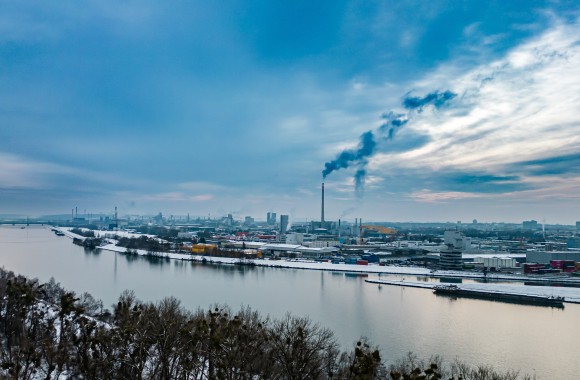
[1,225,578,378]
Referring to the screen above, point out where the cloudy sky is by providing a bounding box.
[1,1,579,224]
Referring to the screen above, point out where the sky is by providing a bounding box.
[1,1,579,224]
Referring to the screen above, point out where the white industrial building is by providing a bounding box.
[444,230,472,250]
[472,256,517,269]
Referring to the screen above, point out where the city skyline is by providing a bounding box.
[1,1,579,224]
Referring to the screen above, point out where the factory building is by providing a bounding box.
[526,251,580,264]
[472,256,517,269]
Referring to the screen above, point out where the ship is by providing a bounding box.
[433,284,564,308]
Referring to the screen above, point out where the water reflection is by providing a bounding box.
[1,226,579,379]
[438,277,463,284]
[83,247,101,255]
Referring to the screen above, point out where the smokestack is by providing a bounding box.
[321,182,325,226]
[338,219,341,239]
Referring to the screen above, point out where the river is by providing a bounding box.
[1,225,578,378]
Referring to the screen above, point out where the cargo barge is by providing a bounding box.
[433,285,565,308]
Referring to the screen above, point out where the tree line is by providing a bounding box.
[0,268,535,379]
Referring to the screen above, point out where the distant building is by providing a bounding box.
[280,215,289,234]
[527,251,580,264]
[285,232,303,245]
[567,237,580,249]
[522,220,539,230]
[439,247,463,270]
[576,221,580,231]
[473,256,516,269]
[444,231,471,250]
[244,216,254,225]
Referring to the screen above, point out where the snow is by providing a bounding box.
[55,227,86,241]
[95,243,580,284]
[52,228,580,305]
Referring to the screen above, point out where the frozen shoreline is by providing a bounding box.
[53,227,580,287]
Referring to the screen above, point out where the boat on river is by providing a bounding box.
[433,284,565,308]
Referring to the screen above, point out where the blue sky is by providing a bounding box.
[1,1,579,224]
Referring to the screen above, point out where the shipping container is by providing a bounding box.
[524,263,546,273]
[356,260,368,265]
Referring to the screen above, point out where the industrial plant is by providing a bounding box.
[9,180,579,278]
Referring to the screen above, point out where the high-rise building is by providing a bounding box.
[280,215,289,234]
[266,212,277,225]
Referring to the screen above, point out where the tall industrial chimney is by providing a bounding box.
[321,182,325,227]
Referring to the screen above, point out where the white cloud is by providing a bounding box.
[140,192,214,202]
[0,152,70,189]
[371,18,580,189]
[410,190,493,203]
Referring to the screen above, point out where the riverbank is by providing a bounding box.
[52,226,580,285]
[5,225,579,379]
[100,241,580,304]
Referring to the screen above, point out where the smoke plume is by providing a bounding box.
[354,168,366,197]
[322,131,376,178]
[379,112,409,140]
[402,90,456,111]
[322,89,456,194]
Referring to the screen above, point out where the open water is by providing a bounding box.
[1,225,578,378]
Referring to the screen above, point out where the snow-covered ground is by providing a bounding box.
[54,227,86,240]
[94,242,580,283]
[55,227,159,241]
[53,227,580,291]
[366,279,580,304]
